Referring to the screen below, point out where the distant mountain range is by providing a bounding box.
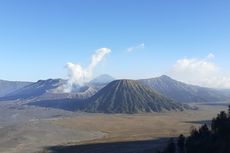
[0,74,229,113]
[0,80,32,97]
[138,75,228,103]
[1,79,66,100]
[89,74,115,85]
[1,75,229,103]
[88,74,115,90]
[84,80,191,113]
[0,75,114,101]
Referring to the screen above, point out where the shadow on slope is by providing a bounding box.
[43,138,170,153]
[200,102,230,107]
[27,99,85,111]
[184,120,212,126]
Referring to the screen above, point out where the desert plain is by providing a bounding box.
[0,101,228,153]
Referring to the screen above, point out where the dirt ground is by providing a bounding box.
[0,102,228,153]
[51,104,226,144]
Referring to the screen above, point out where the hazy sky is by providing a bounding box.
[0,0,230,88]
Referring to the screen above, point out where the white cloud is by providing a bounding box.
[206,53,215,60]
[63,48,111,92]
[169,53,230,89]
[127,43,145,52]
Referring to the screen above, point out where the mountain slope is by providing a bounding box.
[89,74,115,85]
[2,79,97,101]
[2,79,66,100]
[138,75,227,103]
[0,80,32,97]
[84,80,190,113]
[38,86,97,101]
[89,74,115,90]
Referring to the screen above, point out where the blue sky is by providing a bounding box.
[0,0,230,88]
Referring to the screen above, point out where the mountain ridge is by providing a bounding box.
[1,74,113,101]
[0,80,33,97]
[84,79,191,113]
[138,75,227,103]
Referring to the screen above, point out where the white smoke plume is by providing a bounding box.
[64,48,111,92]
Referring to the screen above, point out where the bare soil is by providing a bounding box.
[0,101,227,153]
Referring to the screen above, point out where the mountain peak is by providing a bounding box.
[138,75,227,103]
[90,74,114,85]
[112,79,136,84]
[159,75,172,80]
[84,79,189,113]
